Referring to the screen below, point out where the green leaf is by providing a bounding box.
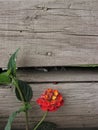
[34,121,57,130]
[4,109,22,130]
[0,70,11,85]
[15,80,33,102]
[7,48,19,77]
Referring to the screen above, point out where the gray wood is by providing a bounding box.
[11,129,98,130]
[11,127,98,130]
[0,0,98,67]
[0,83,98,129]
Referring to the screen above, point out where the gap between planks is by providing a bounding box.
[16,67,98,83]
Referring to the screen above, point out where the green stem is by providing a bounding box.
[33,111,48,130]
[25,111,29,130]
[12,77,29,130]
[12,78,24,102]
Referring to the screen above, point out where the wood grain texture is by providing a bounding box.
[0,0,98,67]
[11,129,98,130]
[0,83,98,129]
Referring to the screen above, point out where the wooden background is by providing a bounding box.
[0,0,98,129]
[0,0,98,67]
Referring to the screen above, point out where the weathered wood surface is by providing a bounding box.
[12,129,98,130]
[13,128,98,130]
[0,82,98,129]
[0,0,98,67]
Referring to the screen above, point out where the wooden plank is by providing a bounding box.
[11,129,98,130]
[0,83,98,129]
[0,0,98,67]
[1,116,98,129]
[17,69,98,82]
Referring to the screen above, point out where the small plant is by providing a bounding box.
[0,49,64,130]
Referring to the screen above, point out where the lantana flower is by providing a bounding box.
[33,88,64,130]
[36,88,64,112]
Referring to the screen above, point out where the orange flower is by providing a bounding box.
[36,88,64,112]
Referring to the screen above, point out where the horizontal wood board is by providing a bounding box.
[11,129,98,130]
[0,82,98,129]
[0,0,98,67]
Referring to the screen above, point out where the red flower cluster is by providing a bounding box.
[36,88,64,112]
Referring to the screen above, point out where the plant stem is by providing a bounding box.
[33,111,48,130]
[25,111,29,130]
[12,77,29,130]
[12,78,24,102]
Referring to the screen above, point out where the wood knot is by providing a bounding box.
[36,6,49,11]
[46,52,52,56]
